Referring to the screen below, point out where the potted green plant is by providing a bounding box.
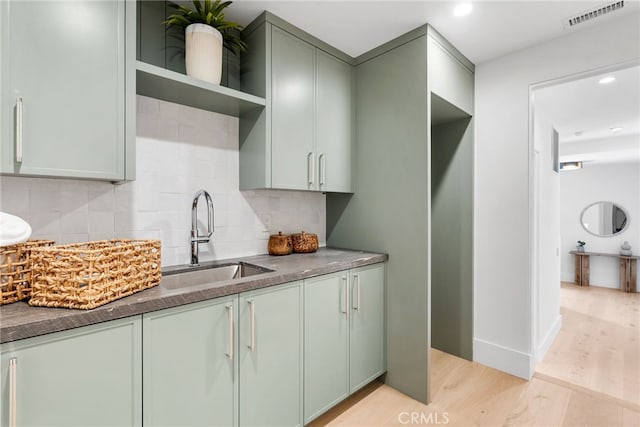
[164,0,247,85]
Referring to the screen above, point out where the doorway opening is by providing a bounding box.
[530,62,640,405]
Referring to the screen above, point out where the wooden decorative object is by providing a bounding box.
[291,231,318,253]
[28,239,161,310]
[0,240,55,305]
[268,232,292,256]
[574,253,589,286]
[620,257,637,293]
[571,251,638,292]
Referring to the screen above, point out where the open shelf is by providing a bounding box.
[136,61,265,117]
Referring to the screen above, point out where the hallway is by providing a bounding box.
[536,282,640,409]
[311,283,640,426]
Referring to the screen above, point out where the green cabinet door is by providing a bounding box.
[239,282,303,426]
[240,16,354,193]
[303,272,350,423]
[316,51,353,193]
[350,263,385,392]
[142,295,238,427]
[0,0,132,180]
[0,317,142,427]
[271,27,315,190]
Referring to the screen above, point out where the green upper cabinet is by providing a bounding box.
[316,51,353,193]
[0,0,135,181]
[142,295,238,427]
[271,27,315,190]
[428,36,474,115]
[240,13,353,193]
[239,281,303,427]
[0,317,142,427]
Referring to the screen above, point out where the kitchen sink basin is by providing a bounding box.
[161,262,273,290]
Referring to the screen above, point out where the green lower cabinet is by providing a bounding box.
[142,295,238,427]
[303,272,350,423]
[239,282,303,427]
[303,263,386,423]
[349,264,386,393]
[0,317,142,427]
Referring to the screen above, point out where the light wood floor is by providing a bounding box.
[537,282,640,407]
[311,283,640,426]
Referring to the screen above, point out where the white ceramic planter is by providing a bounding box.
[185,23,223,85]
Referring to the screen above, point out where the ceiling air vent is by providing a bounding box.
[563,1,625,28]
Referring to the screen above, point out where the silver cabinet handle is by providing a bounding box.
[248,300,255,351]
[319,153,326,186]
[353,274,360,310]
[307,152,315,186]
[9,357,17,427]
[15,97,23,164]
[341,276,348,315]
[226,304,234,360]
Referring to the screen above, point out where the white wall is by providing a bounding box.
[532,107,561,362]
[560,161,640,289]
[474,12,640,379]
[0,96,326,267]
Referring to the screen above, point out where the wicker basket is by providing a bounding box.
[28,239,161,310]
[0,240,56,305]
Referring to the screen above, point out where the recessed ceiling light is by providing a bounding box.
[560,161,583,171]
[610,127,623,133]
[599,76,616,84]
[453,3,473,17]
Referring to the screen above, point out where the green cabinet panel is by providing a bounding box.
[142,295,238,427]
[0,317,142,427]
[271,27,315,191]
[303,272,350,423]
[0,0,134,180]
[428,38,474,115]
[316,51,353,193]
[240,14,353,193]
[349,263,385,392]
[239,282,303,427]
[304,263,385,423]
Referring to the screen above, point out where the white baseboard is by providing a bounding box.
[536,315,562,362]
[473,338,533,380]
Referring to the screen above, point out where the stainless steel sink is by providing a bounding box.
[161,262,273,290]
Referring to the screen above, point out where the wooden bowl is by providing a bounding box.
[291,231,318,253]
[268,232,292,256]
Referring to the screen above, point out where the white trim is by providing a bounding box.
[536,315,562,362]
[473,338,533,380]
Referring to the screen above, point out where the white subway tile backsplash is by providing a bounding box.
[30,212,61,238]
[89,212,115,234]
[0,182,29,213]
[137,95,160,117]
[0,95,326,267]
[30,181,62,212]
[61,210,89,234]
[89,188,115,212]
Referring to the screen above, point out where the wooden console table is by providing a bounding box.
[570,251,638,293]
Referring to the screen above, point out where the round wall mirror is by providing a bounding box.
[580,201,629,237]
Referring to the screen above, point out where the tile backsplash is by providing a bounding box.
[0,95,326,266]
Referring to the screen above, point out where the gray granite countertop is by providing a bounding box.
[0,248,386,344]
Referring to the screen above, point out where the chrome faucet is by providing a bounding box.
[190,190,214,266]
